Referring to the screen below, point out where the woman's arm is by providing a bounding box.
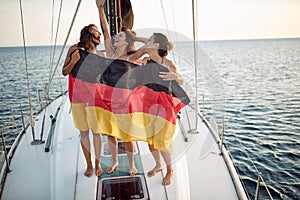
[62,45,80,76]
[159,71,184,85]
[96,0,114,57]
[128,45,147,62]
[130,34,157,62]
[128,36,149,62]
[134,36,148,44]
[159,59,184,85]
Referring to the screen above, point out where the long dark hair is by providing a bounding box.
[77,24,98,52]
[153,33,173,57]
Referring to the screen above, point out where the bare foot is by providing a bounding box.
[162,171,174,186]
[95,164,104,176]
[147,165,162,177]
[106,161,119,174]
[84,166,93,177]
[129,166,138,176]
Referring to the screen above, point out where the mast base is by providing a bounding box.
[188,129,199,134]
[31,140,45,145]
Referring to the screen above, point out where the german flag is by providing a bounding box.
[69,49,190,153]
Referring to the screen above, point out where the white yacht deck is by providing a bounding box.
[0,94,248,199]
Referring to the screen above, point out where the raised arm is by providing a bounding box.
[127,36,149,62]
[134,36,148,44]
[128,45,147,63]
[96,0,114,57]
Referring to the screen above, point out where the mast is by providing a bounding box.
[103,0,121,36]
[103,0,134,36]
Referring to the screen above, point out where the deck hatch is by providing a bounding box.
[98,175,149,200]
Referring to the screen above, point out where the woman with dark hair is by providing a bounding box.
[96,1,142,61]
[137,32,183,185]
[96,0,146,176]
[62,24,104,75]
[142,33,183,85]
[62,24,104,177]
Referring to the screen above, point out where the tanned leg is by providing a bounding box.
[160,151,174,186]
[124,142,138,176]
[92,132,103,176]
[80,130,93,177]
[147,144,162,177]
[106,136,119,173]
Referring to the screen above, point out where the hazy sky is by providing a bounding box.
[0,0,299,47]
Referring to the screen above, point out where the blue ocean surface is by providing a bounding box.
[0,39,299,199]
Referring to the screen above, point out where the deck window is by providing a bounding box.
[98,176,148,200]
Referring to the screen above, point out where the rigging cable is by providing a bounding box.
[159,0,170,37]
[159,0,196,132]
[192,0,199,130]
[18,0,36,140]
[171,0,192,131]
[159,0,178,65]
[168,0,180,64]
[48,0,64,86]
[48,0,82,94]
[49,0,55,85]
[163,0,193,131]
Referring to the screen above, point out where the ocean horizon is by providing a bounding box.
[1,36,299,48]
[0,38,299,199]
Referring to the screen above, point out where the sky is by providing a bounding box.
[0,0,299,47]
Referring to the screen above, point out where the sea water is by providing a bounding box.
[0,39,299,199]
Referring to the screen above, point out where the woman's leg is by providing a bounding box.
[80,130,93,177]
[124,142,138,176]
[147,144,163,177]
[106,136,119,173]
[92,132,103,176]
[160,151,174,185]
